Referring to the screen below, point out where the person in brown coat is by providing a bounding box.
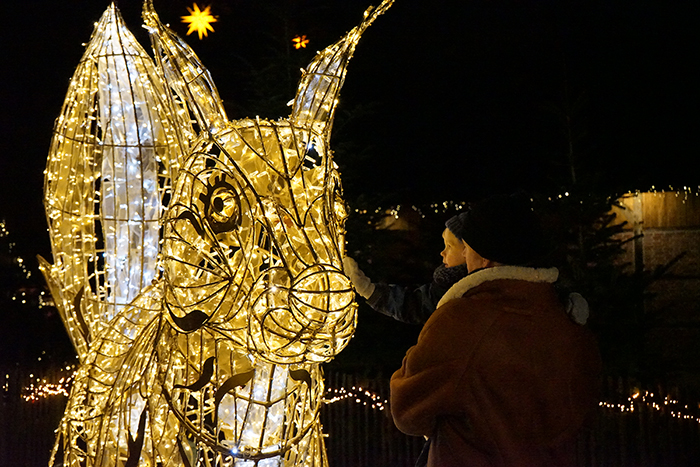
[390,194,601,467]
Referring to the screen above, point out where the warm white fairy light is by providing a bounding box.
[597,389,700,424]
[22,366,700,426]
[20,362,700,426]
[39,2,185,360]
[353,200,468,222]
[22,374,75,402]
[324,385,388,411]
[42,1,393,466]
[351,186,700,226]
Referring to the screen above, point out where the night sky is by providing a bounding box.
[1,0,697,261]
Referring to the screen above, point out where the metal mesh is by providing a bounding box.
[41,1,393,466]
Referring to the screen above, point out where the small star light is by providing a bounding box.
[293,34,309,49]
[181,3,217,39]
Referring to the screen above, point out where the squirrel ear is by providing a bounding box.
[142,0,228,136]
[289,0,394,136]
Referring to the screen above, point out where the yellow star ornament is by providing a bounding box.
[293,35,309,49]
[181,3,217,39]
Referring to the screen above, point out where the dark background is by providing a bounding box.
[1,4,699,465]
[1,0,698,260]
[0,0,698,371]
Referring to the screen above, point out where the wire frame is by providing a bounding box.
[40,3,187,360]
[43,1,394,466]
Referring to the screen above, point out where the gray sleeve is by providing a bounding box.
[366,281,447,325]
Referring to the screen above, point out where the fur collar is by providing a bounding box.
[436,266,559,309]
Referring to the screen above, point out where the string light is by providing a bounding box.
[353,200,469,221]
[21,366,77,403]
[15,368,700,425]
[599,389,700,424]
[351,185,699,226]
[324,386,388,411]
[17,366,390,412]
[41,1,394,466]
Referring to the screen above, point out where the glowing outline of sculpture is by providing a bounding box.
[40,0,394,465]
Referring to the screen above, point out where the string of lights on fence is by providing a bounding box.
[20,365,77,402]
[324,386,388,411]
[598,390,700,424]
[11,371,700,425]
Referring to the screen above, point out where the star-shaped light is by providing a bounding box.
[181,3,217,40]
[292,35,309,49]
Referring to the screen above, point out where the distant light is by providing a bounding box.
[181,3,218,40]
[292,35,309,49]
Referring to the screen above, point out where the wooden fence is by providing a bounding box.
[322,372,425,467]
[2,368,700,467]
[576,377,700,467]
[1,365,68,467]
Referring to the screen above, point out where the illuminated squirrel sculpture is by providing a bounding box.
[40,1,393,465]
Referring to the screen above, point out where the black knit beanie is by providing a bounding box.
[445,212,470,242]
[455,194,548,266]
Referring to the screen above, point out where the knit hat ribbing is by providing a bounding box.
[452,194,548,266]
[445,212,470,241]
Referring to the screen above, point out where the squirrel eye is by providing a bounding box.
[205,183,241,232]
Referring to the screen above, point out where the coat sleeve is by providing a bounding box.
[368,281,447,325]
[389,299,474,436]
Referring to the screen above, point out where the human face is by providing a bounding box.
[440,229,466,268]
